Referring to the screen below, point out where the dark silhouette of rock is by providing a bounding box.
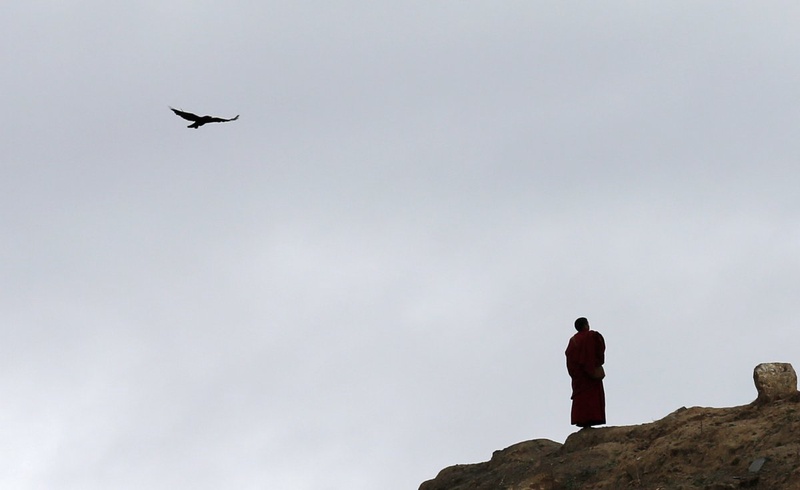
[420,364,800,489]
[169,107,239,129]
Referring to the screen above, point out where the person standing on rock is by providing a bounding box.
[565,317,606,428]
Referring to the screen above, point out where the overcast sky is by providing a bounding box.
[2,2,799,489]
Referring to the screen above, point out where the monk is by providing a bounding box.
[565,317,606,427]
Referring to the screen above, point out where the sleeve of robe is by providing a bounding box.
[593,331,605,369]
[566,331,605,379]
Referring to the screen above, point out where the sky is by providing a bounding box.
[2,2,799,489]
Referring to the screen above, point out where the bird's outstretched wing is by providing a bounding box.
[207,115,240,123]
[170,107,201,122]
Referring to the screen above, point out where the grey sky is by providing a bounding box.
[2,2,799,489]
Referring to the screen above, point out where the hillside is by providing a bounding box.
[419,363,799,489]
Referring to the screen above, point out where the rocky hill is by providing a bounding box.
[419,363,799,490]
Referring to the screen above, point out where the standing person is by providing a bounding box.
[565,317,606,428]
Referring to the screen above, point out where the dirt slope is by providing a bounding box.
[419,393,800,489]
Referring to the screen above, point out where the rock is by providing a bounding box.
[418,439,562,490]
[419,400,800,489]
[748,457,766,473]
[753,363,797,402]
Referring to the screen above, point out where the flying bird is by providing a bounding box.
[170,107,239,129]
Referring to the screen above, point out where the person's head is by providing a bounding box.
[574,317,589,331]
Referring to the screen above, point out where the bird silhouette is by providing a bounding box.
[170,107,239,129]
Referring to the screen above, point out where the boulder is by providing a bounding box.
[753,362,797,402]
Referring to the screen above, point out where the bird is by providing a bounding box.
[169,107,239,129]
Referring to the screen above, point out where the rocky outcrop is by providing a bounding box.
[420,363,800,490]
[753,362,797,403]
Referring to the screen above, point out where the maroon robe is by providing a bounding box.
[565,329,606,427]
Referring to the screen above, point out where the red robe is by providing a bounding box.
[565,329,606,427]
